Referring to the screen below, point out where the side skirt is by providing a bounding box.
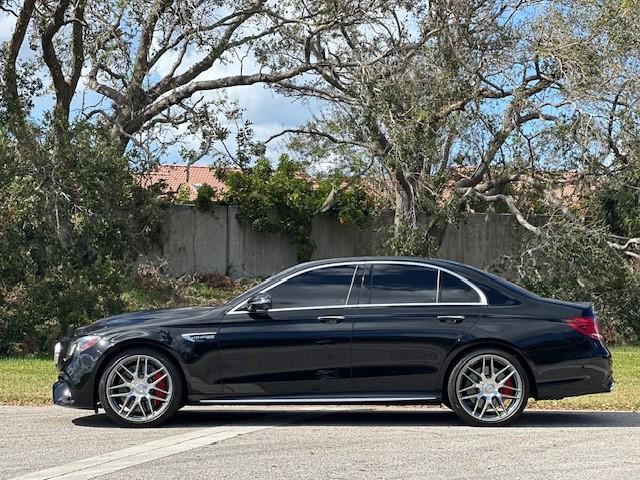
[199,394,438,405]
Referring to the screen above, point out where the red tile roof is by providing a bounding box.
[138,164,228,201]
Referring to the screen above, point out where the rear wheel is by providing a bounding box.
[447,349,529,427]
[98,348,183,427]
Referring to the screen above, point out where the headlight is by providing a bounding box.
[65,335,101,359]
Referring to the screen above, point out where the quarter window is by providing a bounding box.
[438,272,480,303]
[370,264,438,304]
[267,265,358,309]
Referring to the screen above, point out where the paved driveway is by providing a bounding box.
[2,406,639,480]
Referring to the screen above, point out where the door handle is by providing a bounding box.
[317,315,345,324]
[437,315,465,324]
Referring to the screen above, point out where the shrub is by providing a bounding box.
[0,122,163,355]
[218,155,376,261]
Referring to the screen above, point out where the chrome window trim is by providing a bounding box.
[227,259,487,315]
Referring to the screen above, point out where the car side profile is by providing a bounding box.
[53,257,613,427]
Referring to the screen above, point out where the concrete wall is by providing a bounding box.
[147,204,542,278]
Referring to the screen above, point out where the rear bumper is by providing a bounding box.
[534,352,614,400]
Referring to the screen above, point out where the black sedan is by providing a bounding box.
[53,257,613,427]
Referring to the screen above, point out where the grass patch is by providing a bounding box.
[0,357,57,405]
[1,345,637,409]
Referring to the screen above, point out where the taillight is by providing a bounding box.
[566,316,602,340]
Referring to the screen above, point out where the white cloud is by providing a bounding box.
[0,14,16,42]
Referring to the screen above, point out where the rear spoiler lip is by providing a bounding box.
[541,297,593,310]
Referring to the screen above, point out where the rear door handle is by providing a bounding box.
[317,315,345,324]
[437,315,465,324]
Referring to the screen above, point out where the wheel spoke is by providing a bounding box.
[490,398,501,417]
[497,370,516,386]
[472,397,482,416]
[149,373,168,386]
[134,356,141,378]
[121,364,135,380]
[146,397,156,416]
[115,370,130,384]
[148,394,169,402]
[108,392,130,398]
[461,371,477,384]
[460,393,480,401]
[124,398,138,418]
[108,383,128,390]
[478,401,489,419]
[499,384,520,392]
[146,367,164,379]
[118,395,133,414]
[457,385,477,393]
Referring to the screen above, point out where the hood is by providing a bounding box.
[73,306,220,336]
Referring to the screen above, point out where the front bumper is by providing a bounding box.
[53,377,96,410]
[52,343,107,410]
[53,380,76,408]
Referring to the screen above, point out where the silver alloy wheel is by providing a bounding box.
[105,354,173,423]
[455,353,523,423]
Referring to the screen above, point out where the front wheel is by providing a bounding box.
[447,349,529,427]
[98,348,183,427]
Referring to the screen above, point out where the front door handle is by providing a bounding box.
[437,315,465,324]
[317,315,345,324]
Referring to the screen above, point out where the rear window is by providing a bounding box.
[371,264,438,304]
[438,272,480,303]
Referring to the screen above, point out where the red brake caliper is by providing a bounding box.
[499,377,514,397]
[152,372,167,409]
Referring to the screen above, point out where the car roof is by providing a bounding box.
[293,256,466,270]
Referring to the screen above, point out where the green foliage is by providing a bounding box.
[500,222,640,344]
[218,155,375,261]
[194,184,218,211]
[0,122,163,355]
[382,220,439,257]
[176,184,192,204]
[218,155,320,261]
[593,167,640,239]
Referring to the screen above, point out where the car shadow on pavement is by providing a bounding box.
[72,407,640,429]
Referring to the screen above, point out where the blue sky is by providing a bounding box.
[0,11,318,165]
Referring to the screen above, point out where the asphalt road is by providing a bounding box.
[1,405,639,480]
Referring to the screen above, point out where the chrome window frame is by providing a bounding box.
[227,260,487,315]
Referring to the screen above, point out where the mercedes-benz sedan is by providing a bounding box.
[53,257,613,427]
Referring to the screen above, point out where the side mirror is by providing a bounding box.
[247,293,272,312]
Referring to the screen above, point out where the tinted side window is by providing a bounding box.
[439,272,480,303]
[268,265,357,309]
[371,264,437,304]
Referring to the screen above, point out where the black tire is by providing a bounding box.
[447,348,529,427]
[98,347,183,427]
